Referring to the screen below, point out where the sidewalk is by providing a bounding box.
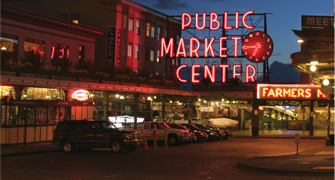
[1,142,61,157]
[237,145,335,175]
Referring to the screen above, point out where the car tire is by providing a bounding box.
[62,140,75,153]
[125,146,137,152]
[110,140,124,153]
[168,134,178,146]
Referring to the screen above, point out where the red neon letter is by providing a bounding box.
[219,37,228,58]
[298,89,304,97]
[262,87,268,97]
[224,11,232,30]
[235,11,239,29]
[317,89,326,98]
[242,11,254,29]
[210,12,220,30]
[268,89,275,97]
[292,88,297,97]
[190,38,200,58]
[204,37,215,57]
[283,89,290,97]
[231,36,242,57]
[275,88,283,97]
[191,64,201,83]
[233,64,242,79]
[204,65,216,83]
[305,89,311,98]
[218,64,230,83]
[161,38,174,57]
[59,48,64,58]
[176,38,187,57]
[195,12,206,30]
[182,13,192,30]
[176,64,188,83]
[245,65,256,82]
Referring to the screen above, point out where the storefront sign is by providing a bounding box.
[257,84,328,100]
[107,27,121,67]
[302,15,334,28]
[72,90,90,101]
[161,11,274,83]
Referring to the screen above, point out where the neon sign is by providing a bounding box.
[161,11,274,83]
[257,84,327,100]
[72,90,90,101]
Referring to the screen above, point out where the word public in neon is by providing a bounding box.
[257,84,328,100]
[161,11,254,59]
[72,90,90,101]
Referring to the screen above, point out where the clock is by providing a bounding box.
[242,31,274,63]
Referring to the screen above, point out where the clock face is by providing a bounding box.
[242,31,274,63]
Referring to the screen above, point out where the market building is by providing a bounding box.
[1,2,334,145]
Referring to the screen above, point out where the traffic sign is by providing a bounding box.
[294,134,301,144]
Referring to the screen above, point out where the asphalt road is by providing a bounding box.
[1,138,333,180]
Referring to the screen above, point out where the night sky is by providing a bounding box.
[134,0,332,65]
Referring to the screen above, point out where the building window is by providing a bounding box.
[146,47,149,60]
[71,13,80,24]
[128,18,134,31]
[60,14,68,20]
[135,45,140,59]
[176,59,179,66]
[1,34,18,62]
[128,43,133,57]
[165,29,167,37]
[79,46,85,60]
[157,50,160,63]
[157,27,161,41]
[135,69,139,74]
[156,72,159,76]
[122,41,127,56]
[146,23,150,37]
[136,20,140,35]
[150,50,154,61]
[172,59,175,66]
[24,38,45,58]
[151,26,155,38]
[123,15,128,30]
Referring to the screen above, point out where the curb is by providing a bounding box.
[233,136,326,139]
[237,160,334,175]
[1,149,61,157]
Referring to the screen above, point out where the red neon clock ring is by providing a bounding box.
[242,31,273,63]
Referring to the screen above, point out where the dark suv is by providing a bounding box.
[52,120,143,153]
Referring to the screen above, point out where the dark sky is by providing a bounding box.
[134,0,333,66]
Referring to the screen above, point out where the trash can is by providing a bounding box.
[329,134,334,146]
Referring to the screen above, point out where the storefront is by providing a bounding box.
[1,99,93,145]
[250,83,333,136]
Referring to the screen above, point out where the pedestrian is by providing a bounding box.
[267,120,271,130]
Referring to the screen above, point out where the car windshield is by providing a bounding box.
[101,121,118,129]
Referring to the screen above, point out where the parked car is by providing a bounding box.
[169,124,206,142]
[124,121,190,146]
[191,123,223,140]
[180,123,217,141]
[206,124,233,140]
[52,120,143,153]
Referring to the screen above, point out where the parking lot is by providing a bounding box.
[2,138,333,180]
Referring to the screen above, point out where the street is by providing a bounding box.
[1,138,333,180]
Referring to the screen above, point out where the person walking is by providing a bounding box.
[267,120,271,130]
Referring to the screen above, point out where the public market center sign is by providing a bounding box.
[160,11,274,83]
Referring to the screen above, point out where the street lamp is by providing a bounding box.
[323,79,330,86]
[297,39,304,43]
[310,61,318,65]
[310,65,316,72]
